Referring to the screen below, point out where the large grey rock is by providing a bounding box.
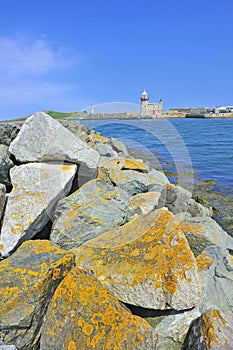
[146,307,200,350]
[148,168,170,186]
[9,112,100,172]
[74,209,202,311]
[181,216,233,257]
[40,267,157,350]
[110,137,129,156]
[128,191,161,216]
[98,157,150,173]
[183,309,233,349]
[98,157,152,196]
[0,162,77,258]
[106,169,149,196]
[0,123,20,146]
[197,246,233,314]
[165,184,192,214]
[0,145,14,188]
[95,142,117,157]
[59,119,81,135]
[0,183,6,220]
[147,169,170,207]
[0,240,75,350]
[0,346,18,350]
[51,178,131,250]
[187,198,212,217]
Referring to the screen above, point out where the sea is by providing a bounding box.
[83,118,233,188]
[82,116,233,236]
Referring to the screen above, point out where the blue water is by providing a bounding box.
[82,118,233,187]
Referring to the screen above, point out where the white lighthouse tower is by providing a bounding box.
[140,89,163,117]
[140,90,149,116]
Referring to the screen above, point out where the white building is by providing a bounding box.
[140,90,163,117]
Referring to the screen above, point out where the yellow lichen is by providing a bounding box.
[166,184,174,190]
[82,323,94,336]
[73,209,198,298]
[41,172,49,179]
[41,267,154,349]
[91,133,110,143]
[196,252,213,271]
[68,340,77,350]
[61,165,74,171]
[130,248,141,257]
[201,313,218,347]
[181,223,203,235]
[10,223,24,235]
[52,268,61,280]
[124,158,148,171]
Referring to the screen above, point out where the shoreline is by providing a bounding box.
[1,116,232,235]
[1,111,233,124]
[127,146,233,237]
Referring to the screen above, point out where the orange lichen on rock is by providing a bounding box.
[123,158,149,171]
[91,133,110,143]
[201,310,233,348]
[0,240,75,348]
[68,340,77,350]
[229,255,233,265]
[99,157,149,172]
[40,267,157,350]
[166,184,174,190]
[196,252,213,271]
[180,223,203,235]
[61,165,75,172]
[128,192,160,215]
[73,208,202,310]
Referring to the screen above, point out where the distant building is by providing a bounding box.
[169,105,233,116]
[90,104,95,115]
[140,90,163,117]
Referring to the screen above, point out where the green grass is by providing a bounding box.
[45,110,74,119]
[0,110,83,123]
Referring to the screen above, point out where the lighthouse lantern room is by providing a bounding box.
[140,90,149,102]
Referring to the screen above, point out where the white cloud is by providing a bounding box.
[0,35,82,118]
[0,35,76,77]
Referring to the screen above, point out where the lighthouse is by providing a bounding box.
[140,89,163,117]
[140,90,149,116]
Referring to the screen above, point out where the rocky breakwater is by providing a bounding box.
[0,112,232,349]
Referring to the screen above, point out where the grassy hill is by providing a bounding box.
[0,110,83,123]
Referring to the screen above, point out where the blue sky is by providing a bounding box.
[0,0,232,119]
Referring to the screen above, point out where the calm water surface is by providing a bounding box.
[83,118,233,187]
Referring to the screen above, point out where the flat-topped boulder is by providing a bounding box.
[40,267,157,350]
[98,159,169,196]
[0,162,77,258]
[181,216,233,257]
[99,157,149,172]
[50,178,131,250]
[128,191,161,215]
[196,246,233,314]
[9,112,100,171]
[165,184,192,214]
[0,240,75,350]
[74,208,202,310]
